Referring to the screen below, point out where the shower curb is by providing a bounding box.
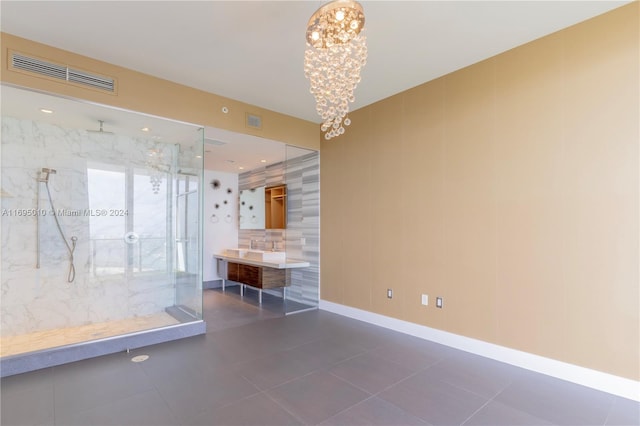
[0,320,206,377]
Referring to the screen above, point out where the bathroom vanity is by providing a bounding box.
[214,250,310,304]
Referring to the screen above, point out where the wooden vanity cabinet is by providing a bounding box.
[239,264,261,287]
[227,262,239,281]
[226,261,289,289]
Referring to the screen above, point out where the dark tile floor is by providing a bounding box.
[1,289,638,426]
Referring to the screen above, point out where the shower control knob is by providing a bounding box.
[124,232,139,244]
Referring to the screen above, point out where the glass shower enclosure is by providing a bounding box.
[0,86,204,375]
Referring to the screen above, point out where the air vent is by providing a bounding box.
[68,68,115,91]
[10,51,115,93]
[12,53,66,80]
[246,113,262,130]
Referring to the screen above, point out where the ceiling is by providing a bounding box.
[0,1,630,171]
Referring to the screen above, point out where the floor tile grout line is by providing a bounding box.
[260,387,309,425]
[236,347,368,394]
[144,366,264,425]
[443,375,514,403]
[367,364,434,398]
[326,370,376,396]
[459,397,494,426]
[368,345,451,373]
[50,362,154,411]
[261,367,327,393]
[600,396,619,426]
[315,393,380,425]
[341,388,436,426]
[344,358,493,426]
[136,357,195,425]
[50,361,163,425]
[458,386,507,426]
[192,378,268,416]
[324,356,441,400]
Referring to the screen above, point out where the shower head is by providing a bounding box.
[87,120,114,135]
[38,168,57,183]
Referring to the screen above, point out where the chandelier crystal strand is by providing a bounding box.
[304,1,367,140]
[146,148,164,194]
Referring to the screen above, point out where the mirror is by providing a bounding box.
[239,186,266,229]
[239,185,287,230]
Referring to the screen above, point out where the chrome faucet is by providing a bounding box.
[250,239,256,250]
[271,241,277,252]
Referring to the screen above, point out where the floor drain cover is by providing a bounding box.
[131,355,149,363]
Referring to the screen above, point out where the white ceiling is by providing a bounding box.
[0,1,630,171]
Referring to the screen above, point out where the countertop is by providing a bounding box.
[213,254,310,269]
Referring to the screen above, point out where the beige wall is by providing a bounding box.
[321,3,639,381]
[0,33,320,151]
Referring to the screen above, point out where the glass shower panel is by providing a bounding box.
[133,167,169,274]
[87,164,173,280]
[1,86,204,361]
[176,173,196,274]
[284,145,320,313]
[87,166,127,276]
[173,127,203,320]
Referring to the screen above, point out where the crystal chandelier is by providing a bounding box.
[146,149,165,194]
[304,0,367,140]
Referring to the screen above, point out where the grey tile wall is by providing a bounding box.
[238,152,320,309]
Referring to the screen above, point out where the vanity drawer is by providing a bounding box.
[238,264,261,287]
[225,261,289,289]
[227,262,240,281]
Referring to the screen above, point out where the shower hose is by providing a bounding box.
[44,181,77,283]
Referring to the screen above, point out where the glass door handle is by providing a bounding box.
[124,232,139,244]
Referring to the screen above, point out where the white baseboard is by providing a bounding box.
[319,300,640,402]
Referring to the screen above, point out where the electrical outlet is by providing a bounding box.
[421,294,428,306]
[436,297,443,308]
[387,289,393,299]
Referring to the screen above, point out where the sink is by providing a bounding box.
[225,248,286,263]
[225,248,248,258]
[244,250,286,263]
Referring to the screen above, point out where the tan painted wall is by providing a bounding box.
[321,3,639,381]
[0,33,320,151]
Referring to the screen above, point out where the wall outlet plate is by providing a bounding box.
[421,294,428,306]
[387,289,393,299]
[436,297,443,308]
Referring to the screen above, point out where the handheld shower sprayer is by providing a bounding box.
[36,167,77,282]
[38,168,57,183]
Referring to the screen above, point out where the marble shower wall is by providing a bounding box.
[1,116,183,337]
[238,151,320,307]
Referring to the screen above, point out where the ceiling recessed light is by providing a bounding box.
[141,127,150,132]
[40,108,54,114]
[238,166,245,170]
[205,139,226,146]
[260,159,267,163]
[195,155,202,159]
